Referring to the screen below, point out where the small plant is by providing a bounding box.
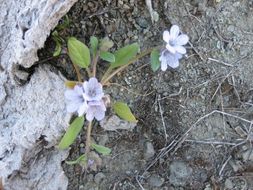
[58,25,189,168]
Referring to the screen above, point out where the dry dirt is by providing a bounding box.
[39,0,253,189]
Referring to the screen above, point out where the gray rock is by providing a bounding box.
[100,115,136,131]
[148,174,165,187]
[144,141,155,160]
[0,0,78,189]
[94,172,106,184]
[1,65,70,189]
[169,161,193,187]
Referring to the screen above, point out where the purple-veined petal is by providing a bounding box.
[166,44,176,54]
[83,77,104,101]
[170,25,180,40]
[163,30,170,43]
[175,34,189,45]
[174,46,186,54]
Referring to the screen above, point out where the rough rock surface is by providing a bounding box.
[0,0,77,189]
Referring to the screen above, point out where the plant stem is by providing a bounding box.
[101,66,112,82]
[101,47,156,85]
[92,53,99,77]
[73,64,82,82]
[86,68,92,78]
[85,122,93,155]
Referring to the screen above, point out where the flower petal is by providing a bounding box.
[163,30,170,43]
[168,59,179,68]
[175,34,189,45]
[161,61,168,71]
[170,25,180,40]
[83,81,89,92]
[64,90,77,100]
[78,102,88,116]
[86,107,95,121]
[66,102,80,113]
[94,109,105,121]
[166,44,176,54]
[74,85,84,95]
[174,46,186,54]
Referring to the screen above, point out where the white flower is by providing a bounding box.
[163,25,189,54]
[159,50,182,71]
[65,78,107,121]
[86,100,107,121]
[65,85,88,116]
[83,77,104,101]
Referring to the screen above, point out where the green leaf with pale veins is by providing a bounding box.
[110,43,140,69]
[91,143,111,156]
[113,102,137,122]
[100,51,115,63]
[68,37,90,68]
[90,36,98,56]
[58,116,84,149]
[150,49,160,72]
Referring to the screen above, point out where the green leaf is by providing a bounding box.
[110,43,140,69]
[150,49,160,72]
[65,154,87,165]
[53,41,62,57]
[113,102,137,122]
[91,143,111,156]
[58,116,84,149]
[90,36,98,56]
[100,51,115,63]
[99,37,114,52]
[68,37,90,68]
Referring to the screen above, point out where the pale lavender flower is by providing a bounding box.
[159,50,182,71]
[86,100,106,121]
[83,77,104,101]
[163,25,189,54]
[65,85,88,116]
[65,77,106,121]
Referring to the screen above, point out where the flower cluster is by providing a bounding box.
[65,78,106,121]
[160,25,189,70]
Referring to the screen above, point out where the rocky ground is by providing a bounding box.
[40,0,253,189]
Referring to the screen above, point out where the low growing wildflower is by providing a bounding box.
[65,77,106,121]
[160,25,189,70]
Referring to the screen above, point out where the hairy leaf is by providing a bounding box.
[90,36,98,56]
[110,43,140,69]
[113,102,137,122]
[68,37,90,68]
[100,51,115,63]
[150,49,160,72]
[91,143,111,156]
[58,116,84,149]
